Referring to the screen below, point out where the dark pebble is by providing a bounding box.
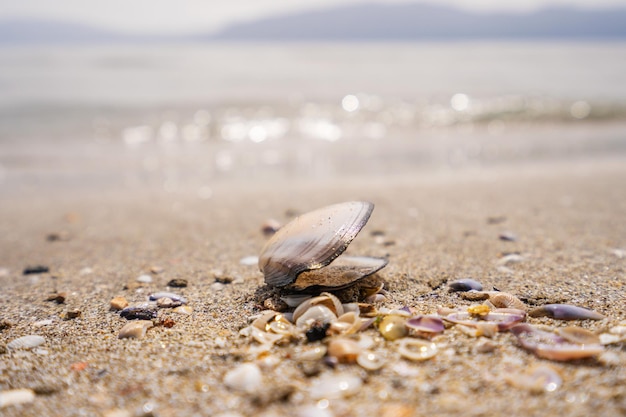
[499,231,518,242]
[120,307,157,320]
[23,265,49,275]
[305,322,330,342]
[448,279,483,292]
[167,278,188,288]
[46,292,67,304]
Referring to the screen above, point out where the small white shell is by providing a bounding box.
[295,305,337,328]
[223,363,263,394]
[397,338,438,361]
[7,335,45,350]
[295,345,328,361]
[309,372,363,399]
[356,350,386,371]
[0,388,36,409]
[118,320,153,339]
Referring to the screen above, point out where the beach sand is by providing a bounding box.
[1,156,625,417]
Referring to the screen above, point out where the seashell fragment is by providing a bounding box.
[556,326,601,345]
[0,388,36,409]
[503,365,562,393]
[448,279,483,292]
[149,292,187,304]
[258,201,387,290]
[118,320,153,339]
[528,304,604,320]
[356,350,386,371]
[442,310,524,332]
[510,323,604,361]
[397,338,438,361]
[327,338,362,363]
[309,372,363,399]
[405,315,445,334]
[7,335,45,350]
[378,315,408,341]
[489,292,526,311]
[224,363,263,394]
[295,305,337,329]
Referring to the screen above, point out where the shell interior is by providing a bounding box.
[259,201,375,287]
[285,255,388,293]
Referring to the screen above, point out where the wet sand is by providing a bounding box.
[1,156,626,417]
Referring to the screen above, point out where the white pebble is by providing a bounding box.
[118,320,153,339]
[239,255,258,266]
[309,372,362,399]
[7,335,45,350]
[0,388,35,408]
[136,274,153,283]
[223,363,262,393]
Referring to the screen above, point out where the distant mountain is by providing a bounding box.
[210,3,626,41]
[2,3,626,44]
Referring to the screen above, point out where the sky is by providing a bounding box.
[1,0,625,35]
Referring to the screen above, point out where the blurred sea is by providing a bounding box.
[1,41,625,193]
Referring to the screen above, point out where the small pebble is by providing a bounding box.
[118,320,153,339]
[223,363,263,394]
[173,305,193,315]
[167,278,188,288]
[499,231,518,242]
[239,256,259,266]
[136,274,153,283]
[46,292,67,304]
[150,266,164,274]
[23,265,49,275]
[0,388,36,409]
[46,231,70,242]
[120,306,157,320]
[110,296,129,311]
[448,279,483,292]
[261,219,281,236]
[63,310,82,320]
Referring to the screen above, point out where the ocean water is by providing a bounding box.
[1,41,625,190]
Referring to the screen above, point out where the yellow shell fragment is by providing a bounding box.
[468,304,491,316]
[378,315,408,341]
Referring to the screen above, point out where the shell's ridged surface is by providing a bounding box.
[7,335,45,350]
[259,201,374,287]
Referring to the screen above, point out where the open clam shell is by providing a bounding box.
[259,201,385,289]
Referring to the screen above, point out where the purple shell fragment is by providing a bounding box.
[528,304,604,321]
[448,279,483,292]
[406,315,445,334]
[510,323,604,361]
